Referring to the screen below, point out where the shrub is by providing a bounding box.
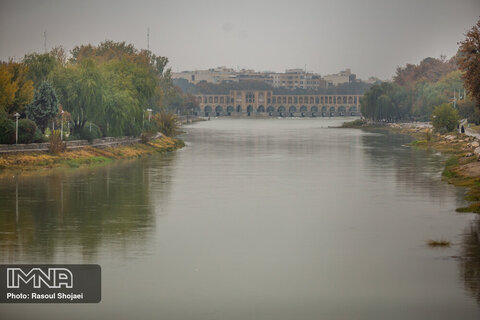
[431,103,459,133]
[143,119,158,133]
[17,119,38,144]
[0,118,15,144]
[154,112,179,137]
[33,128,45,142]
[124,122,142,137]
[48,129,66,154]
[80,122,102,142]
[468,108,480,125]
[140,132,154,143]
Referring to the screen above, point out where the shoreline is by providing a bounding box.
[342,119,480,213]
[0,136,185,176]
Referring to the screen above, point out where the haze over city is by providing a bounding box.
[1,0,479,80]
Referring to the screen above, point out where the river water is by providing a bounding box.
[1,118,479,319]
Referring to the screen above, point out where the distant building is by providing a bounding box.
[173,67,365,90]
[324,69,356,86]
[172,67,238,84]
[364,76,382,84]
[271,69,327,90]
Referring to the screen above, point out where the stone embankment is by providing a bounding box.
[0,136,144,154]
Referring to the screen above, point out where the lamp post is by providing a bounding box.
[60,110,65,140]
[147,108,152,121]
[14,113,20,144]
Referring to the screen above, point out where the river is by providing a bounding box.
[0,118,479,319]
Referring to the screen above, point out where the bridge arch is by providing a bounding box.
[321,106,327,116]
[236,105,242,113]
[257,105,265,113]
[349,106,357,116]
[267,106,274,116]
[247,105,253,116]
[311,106,318,116]
[278,106,286,116]
[226,105,234,116]
[193,106,201,116]
[299,105,307,117]
[338,106,346,116]
[329,106,336,116]
[204,105,212,116]
[289,106,296,117]
[215,105,223,116]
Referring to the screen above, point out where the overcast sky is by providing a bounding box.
[1,0,479,80]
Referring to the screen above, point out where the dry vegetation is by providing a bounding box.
[427,239,451,247]
[0,136,184,174]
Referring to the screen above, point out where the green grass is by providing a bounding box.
[411,139,428,146]
[64,156,112,168]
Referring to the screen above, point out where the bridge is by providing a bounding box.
[195,90,361,117]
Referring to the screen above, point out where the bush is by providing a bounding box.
[124,122,142,137]
[140,132,154,143]
[17,119,38,144]
[48,129,66,154]
[33,128,45,143]
[431,103,459,133]
[458,100,476,119]
[468,108,480,125]
[143,119,158,133]
[79,122,102,142]
[0,118,15,144]
[154,112,179,137]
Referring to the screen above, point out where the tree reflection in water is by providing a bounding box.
[0,154,175,263]
[459,217,480,305]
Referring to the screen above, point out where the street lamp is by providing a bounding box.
[14,113,20,144]
[146,108,153,121]
[60,110,65,140]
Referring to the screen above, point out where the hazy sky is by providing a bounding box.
[1,0,479,80]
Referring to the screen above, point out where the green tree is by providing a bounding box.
[23,52,57,85]
[431,103,459,133]
[26,81,59,131]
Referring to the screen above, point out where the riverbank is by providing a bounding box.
[342,119,480,213]
[0,136,184,174]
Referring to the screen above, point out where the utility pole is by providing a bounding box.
[147,27,150,52]
[43,31,47,53]
[453,88,457,109]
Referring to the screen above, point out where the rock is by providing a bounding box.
[472,141,480,148]
[474,147,480,155]
[444,135,456,141]
[465,153,474,157]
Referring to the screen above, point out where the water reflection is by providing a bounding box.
[0,154,176,262]
[360,128,467,206]
[460,217,480,305]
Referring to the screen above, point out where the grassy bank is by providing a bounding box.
[407,132,480,213]
[0,136,184,173]
[343,119,480,214]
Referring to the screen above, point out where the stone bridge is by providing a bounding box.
[195,90,361,117]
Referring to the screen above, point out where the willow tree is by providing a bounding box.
[51,59,105,134]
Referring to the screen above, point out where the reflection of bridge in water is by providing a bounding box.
[195,90,361,117]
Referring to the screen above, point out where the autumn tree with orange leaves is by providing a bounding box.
[458,18,480,109]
